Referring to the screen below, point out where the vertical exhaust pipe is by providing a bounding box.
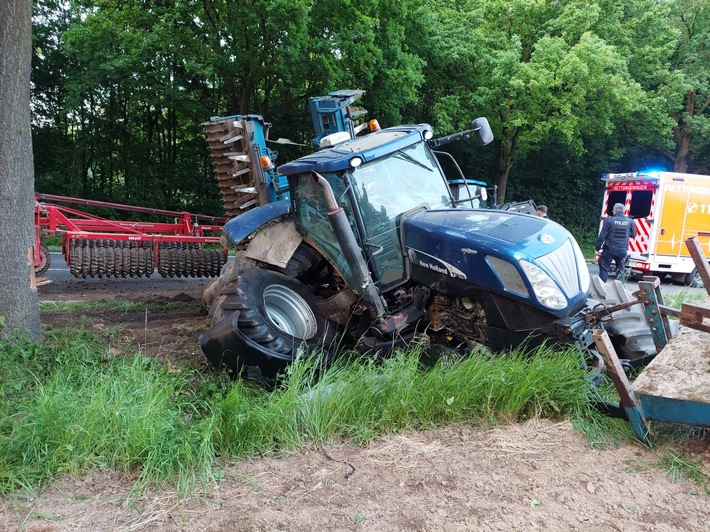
[312,172,386,320]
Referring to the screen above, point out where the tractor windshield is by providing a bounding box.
[351,141,452,217]
[350,141,452,289]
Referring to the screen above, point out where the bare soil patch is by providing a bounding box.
[38,278,214,370]
[1,280,707,531]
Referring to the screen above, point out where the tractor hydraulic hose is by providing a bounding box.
[312,172,387,320]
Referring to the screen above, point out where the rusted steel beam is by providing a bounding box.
[680,300,710,333]
[685,236,710,295]
[593,329,652,442]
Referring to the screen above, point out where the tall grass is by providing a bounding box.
[662,289,708,310]
[1,328,704,496]
[0,331,223,493]
[210,343,594,456]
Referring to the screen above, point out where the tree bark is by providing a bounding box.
[493,128,518,205]
[672,90,695,173]
[0,0,41,340]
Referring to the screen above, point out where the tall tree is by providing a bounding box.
[419,0,668,203]
[647,0,710,173]
[49,0,223,212]
[0,0,41,339]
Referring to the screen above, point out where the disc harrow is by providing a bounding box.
[68,238,154,279]
[65,238,227,279]
[156,242,226,278]
[34,193,228,280]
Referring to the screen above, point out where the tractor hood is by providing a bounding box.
[402,209,591,317]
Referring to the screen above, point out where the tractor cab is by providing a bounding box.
[279,124,456,293]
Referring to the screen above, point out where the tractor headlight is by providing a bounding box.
[519,260,567,310]
[572,239,590,294]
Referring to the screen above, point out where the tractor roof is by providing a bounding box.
[278,124,433,176]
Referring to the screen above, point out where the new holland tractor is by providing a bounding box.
[199,100,656,381]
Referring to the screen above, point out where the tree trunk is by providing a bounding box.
[493,128,518,204]
[673,90,695,173]
[0,0,41,340]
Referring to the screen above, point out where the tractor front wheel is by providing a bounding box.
[587,276,657,365]
[685,268,704,288]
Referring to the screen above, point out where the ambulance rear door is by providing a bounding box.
[601,175,657,258]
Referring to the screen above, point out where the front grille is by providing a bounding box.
[536,239,581,297]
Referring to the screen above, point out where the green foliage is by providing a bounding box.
[417,0,676,202]
[568,229,598,260]
[29,0,710,228]
[642,0,710,172]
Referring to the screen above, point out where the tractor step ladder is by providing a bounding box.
[593,237,710,442]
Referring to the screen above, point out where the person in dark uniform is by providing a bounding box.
[595,203,636,282]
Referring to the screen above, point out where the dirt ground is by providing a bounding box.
[1,277,708,531]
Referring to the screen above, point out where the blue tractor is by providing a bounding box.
[201,101,655,381]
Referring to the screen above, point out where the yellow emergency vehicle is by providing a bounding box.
[600,171,710,287]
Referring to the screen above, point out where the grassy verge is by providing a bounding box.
[662,289,708,310]
[0,329,706,496]
[568,229,597,261]
[39,300,203,313]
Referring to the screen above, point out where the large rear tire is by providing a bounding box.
[587,276,657,363]
[224,268,334,349]
[205,243,323,323]
[204,263,339,380]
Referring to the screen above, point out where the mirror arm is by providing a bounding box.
[427,128,478,148]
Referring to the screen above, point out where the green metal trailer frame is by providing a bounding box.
[593,237,710,442]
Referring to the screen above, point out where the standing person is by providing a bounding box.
[595,203,636,282]
[536,205,549,218]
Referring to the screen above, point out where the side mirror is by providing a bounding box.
[471,117,493,146]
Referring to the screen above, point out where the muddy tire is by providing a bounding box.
[206,244,324,322]
[204,252,257,321]
[587,276,657,362]
[35,241,51,275]
[205,267,339,380]
[203,261,236,313]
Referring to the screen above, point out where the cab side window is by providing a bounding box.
[291,173,360,289]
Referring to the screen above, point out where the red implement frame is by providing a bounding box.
[34,193,227,273]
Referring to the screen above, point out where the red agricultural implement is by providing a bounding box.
[34,193,228,279]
